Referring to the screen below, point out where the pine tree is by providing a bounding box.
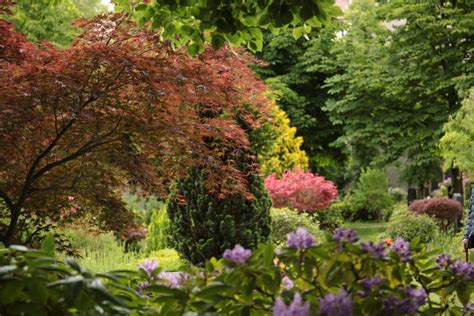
[167,159,272,265]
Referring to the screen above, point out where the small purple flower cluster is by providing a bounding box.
[223,244,252,264]
[158,271,188,288]
[319,289,353,316]
[360,241,386,259]
[333,228,359,243]
[450,260,474,281]
[390,238,411,262]
[435,254,452,268]
[287,228,315,249]
[273,292,310,316]
[464,303,474,316]
[138,259,158,277]
[357,275,384,297]
[383,286,427,314]
[282,276,294,289]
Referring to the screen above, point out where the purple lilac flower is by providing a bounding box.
[137,259,158,277]
[158,271,188,288]
[273,292,310,316]
[137,281,150,292]
[333,228,359,243]
[319,289,353,316]
[435,254,452,268]
[282,276,294,289]
[464,303,474,316]
[450,260,474,281]
[390,238,411,262]
[287,228,315,249]
[382,287,427,315]
[223,244,252,264]
[361,241,387,259]
[361,275,384,290]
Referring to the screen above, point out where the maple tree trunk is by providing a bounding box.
[3,204,20,246]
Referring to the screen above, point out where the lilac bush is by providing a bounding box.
[287,227,315,249]
[223,244,252,264]
[319,289,353,316]
[273,293,310,316]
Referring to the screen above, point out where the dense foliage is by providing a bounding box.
[116,0,343,54]
[323,0,473,189]
[270,208,320,245]
[348,169,394,221]
[384,205,438,244]
[265,169,338,213]
[0,12,272,245]
[409,198,464,230]
[253,104,309,177]
[167,167,272,265]
[146,204,170,252]
[1,229,473,315]
[440,88,474,176]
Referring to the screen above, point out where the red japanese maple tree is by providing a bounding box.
[265,169,338,213]
[0,10,270,244]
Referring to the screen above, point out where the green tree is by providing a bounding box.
[253,22,347,183]
[323,0,473,189]
[440,88,474,176]
[5,0,107,47]
[115,0,343,54]
[6,0,81,46]
[167,164,272,265]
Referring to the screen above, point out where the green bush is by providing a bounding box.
[146,203,170,251]
[270,208,321,245]
[348,168,394,221]
[388,187,407,203]
[167,168,272,265]
[384,204,438,243]
[314,204,345,232]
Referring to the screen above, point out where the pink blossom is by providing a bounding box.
[67,195,75,201]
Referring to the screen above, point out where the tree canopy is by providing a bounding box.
[0,12,271,244]
[440,89,474,176]
[116,0,343,54]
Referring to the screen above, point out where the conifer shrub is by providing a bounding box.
[167,169,272,265]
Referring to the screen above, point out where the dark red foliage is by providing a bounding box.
[0,14,270,244]
[409,198,464,221]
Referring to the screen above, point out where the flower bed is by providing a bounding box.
[0,228,473,315]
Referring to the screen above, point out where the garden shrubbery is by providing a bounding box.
[383,204,439,243]
[265,169,338,213]
[1,228,473,315]
[270,208,321,245]
[347,169,394,221]
[167,168,272,265]
[409,198,464,224]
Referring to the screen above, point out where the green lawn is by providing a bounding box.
[343,221,387,242]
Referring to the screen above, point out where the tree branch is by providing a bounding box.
[0,188,14,210]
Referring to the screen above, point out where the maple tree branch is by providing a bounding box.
[31,137,122,182]
[0,188,14,211]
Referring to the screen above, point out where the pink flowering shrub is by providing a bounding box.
[264,169,338,213]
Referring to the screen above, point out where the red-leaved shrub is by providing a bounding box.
[409,198,464,223]
[264,169,338,213]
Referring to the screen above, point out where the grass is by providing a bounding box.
[343,221,387,242]
[63,228,183,273]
